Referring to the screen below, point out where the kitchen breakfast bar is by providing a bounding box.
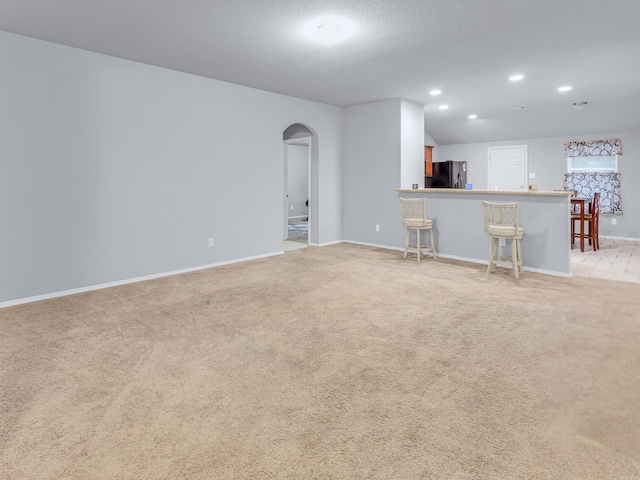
[395,188,573,276]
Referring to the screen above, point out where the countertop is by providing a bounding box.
[395,188,571,196]
[393,187,572,275]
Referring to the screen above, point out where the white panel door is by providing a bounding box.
[488,145,528,191]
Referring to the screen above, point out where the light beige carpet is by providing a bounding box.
[1,243,639,479]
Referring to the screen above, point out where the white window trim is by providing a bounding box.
[566,154,618,173]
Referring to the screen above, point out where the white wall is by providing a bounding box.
[424,128,439,163]
[438,131,640,239]
[0,32,342,304]
[286,145,309,218]
[400,100,425,188]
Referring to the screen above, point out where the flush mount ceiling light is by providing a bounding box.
[468,114,478,119]
[439,104,449,110]
[509,74,524,81]
[303,15,356,46]
[430,89,442,96]
[573,102,588,110]
[558,85,572,92]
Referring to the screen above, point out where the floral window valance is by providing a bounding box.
[564,139,622,157]
[563,172,623,215]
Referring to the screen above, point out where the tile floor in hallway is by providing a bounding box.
[571,237,640,283]
[284,219,308,251]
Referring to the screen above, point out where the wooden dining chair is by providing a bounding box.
[590,192,601,250]
[556,189,579,213]
[571,192,600,250]
[568,190,579,213]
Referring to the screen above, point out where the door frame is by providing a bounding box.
[487,145,528,191]
[283,137,311,242]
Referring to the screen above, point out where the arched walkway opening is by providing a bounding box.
[283,123,318,249]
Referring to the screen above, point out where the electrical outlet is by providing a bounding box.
[208,237,214,247]
[375,224,380,232]
[612,218,617,225]
[499,238,506,247]
[290,205,294,210]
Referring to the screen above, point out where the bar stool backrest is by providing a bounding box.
[399,198,427,225]
[482,201,520,235]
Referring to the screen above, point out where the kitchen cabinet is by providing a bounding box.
[424,146,433,178]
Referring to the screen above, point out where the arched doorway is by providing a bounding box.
[283,124,318,250]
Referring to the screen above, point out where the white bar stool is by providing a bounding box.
[482,201,524,278]
[399,198,437,262]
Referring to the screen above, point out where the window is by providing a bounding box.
[567,155,618,173]
[563,138,623,214]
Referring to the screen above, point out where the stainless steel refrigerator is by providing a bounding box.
[425,160,467,188]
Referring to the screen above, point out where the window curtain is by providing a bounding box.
[563,172,623,214]
[564,139,622,157]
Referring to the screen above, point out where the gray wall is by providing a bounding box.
[342,99,427,248]
[342,99,401,246]
[396,190,572,275]
[438,131,640,239]
[4,30,637,305]
[0,32,342,304]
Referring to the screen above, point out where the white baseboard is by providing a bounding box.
[343,240,572,278]
[311,240,344,247]
[2,234,581,309]
[0,251,283,309]
[342,240,405,252]
[432,252,573,278]
[600,234,640,242]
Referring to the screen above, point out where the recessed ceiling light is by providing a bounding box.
[558,86,572,92]
[303,15,356,46]
[439,105,449,110]
[509,74,524,81]
[430,89,442,96]
[572,102,588,110]
[509,106,525,110]
[317,24,342,42]
[468,114,478,119]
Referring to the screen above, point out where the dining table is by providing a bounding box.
[571,196,593,252]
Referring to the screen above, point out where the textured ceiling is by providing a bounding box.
[1,0,639,144]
